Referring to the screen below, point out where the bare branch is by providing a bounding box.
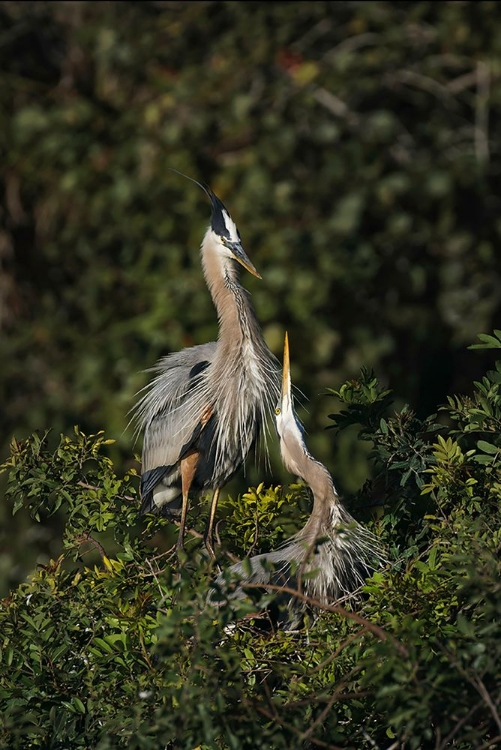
[256,703,345,749]
[475,61,490,166]
[447,71,478,94]
[292,18,332,53]
[476,736,501,750]
[77,481,100,491]
[472,676,501,734]
[386,69,457,106]
[312,87,360,128]
[75,532,107,560]
[310,628,364,675]
[240,581,409,656]
[439,698,486,748]
[324,32,379,61]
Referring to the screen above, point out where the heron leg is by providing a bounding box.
[177,451,199,554]
[204,486,221,559]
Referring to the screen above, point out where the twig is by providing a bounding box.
[476,736,501,750]
[297,663,373,745]
[447,71,478,94]
[77,481,100,491]
[324,32,379,62]
[475,61,490,166]
[256,704,344,749]
[439,641,501,736]
[240,582,408,657]
[292,18,332,53]
[312,87,360,128]
[309,628,367,675]
[299,686,349,744]
[439,698,485,748]
[76,480,135,503]
[386,69,457,106]
[284,689,373,709]
[145,557,167,599]
[471,676,501,734]
[75,533,107,560]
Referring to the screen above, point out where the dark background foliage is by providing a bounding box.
[1,0,501,583]
[1,3,501,747]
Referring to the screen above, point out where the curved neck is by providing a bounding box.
[284,436,339,540]
[302,464,338,539]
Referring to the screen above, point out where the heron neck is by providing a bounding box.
[201,234,258,347]
[285,437,339,539]
[303,485,337,540]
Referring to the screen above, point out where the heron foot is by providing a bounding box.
[203,533,216,560]
[174,534,187,561]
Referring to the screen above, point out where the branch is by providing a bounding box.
[471,677,501,734]
[439,698,486,749]
[240,581,408,657]
[476,736,501,750]
[475,61,490,166]
[385,69,457,107]
[309,628,368,675]
[312,87,360,128]
[256,704,344,750]
[75,532,107,560]
[324,32,379,61]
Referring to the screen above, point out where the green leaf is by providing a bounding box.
[73,697,86,714]
[469,331,501,350]
[477,440,498,455]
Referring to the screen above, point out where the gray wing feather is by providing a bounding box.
[135,342,217,473]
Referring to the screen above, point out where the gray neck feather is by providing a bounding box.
[199,228,279,474]
[200,231,267,352]
[283,435,339,543]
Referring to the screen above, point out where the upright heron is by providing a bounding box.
[134,176,279,556]
[213,333,385,628]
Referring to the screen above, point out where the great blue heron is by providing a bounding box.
[213,333,385,628]
[133,175,279,556]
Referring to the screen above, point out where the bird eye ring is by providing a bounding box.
[275,407,281,415]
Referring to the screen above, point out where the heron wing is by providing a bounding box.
[138,343,217,509]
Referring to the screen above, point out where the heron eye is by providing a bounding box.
[275,407,281,415]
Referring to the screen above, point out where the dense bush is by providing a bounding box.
[1,333,500,749]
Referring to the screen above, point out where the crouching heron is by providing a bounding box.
[212,333,385,628]
[133,174,279,556]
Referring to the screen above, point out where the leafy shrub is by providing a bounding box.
[1,334,500,748]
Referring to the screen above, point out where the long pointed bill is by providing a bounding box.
[282,332,292,407]
[229,242,262,279]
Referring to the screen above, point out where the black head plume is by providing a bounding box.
[167,167,234,240]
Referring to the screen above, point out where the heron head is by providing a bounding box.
[275,333,309,475]
[208,192,261,279]
[167,167,262,279]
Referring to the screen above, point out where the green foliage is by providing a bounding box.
[220,481,310,554]
[469,329,501,350]
[1,339,501,748]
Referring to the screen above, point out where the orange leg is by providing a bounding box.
[177,451,199,555]
[204,486,221,559]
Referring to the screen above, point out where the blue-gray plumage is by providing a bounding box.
[133,177,279,556]
[212,333,385,629]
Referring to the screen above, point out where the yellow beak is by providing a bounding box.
[227,240,262,279]
[235,254,262,279]
[282,332,291,402]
